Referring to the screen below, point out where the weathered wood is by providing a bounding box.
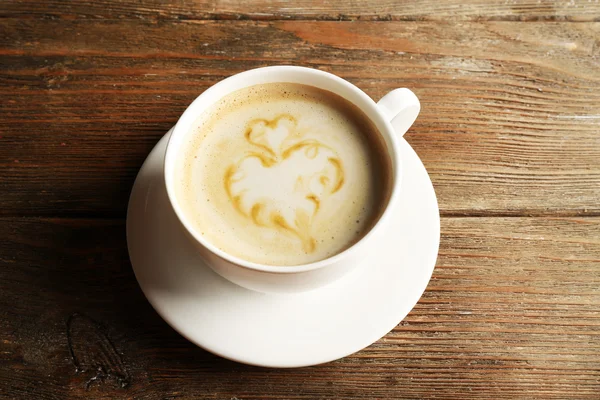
[2,1,600,398]
[1,19,599,217]
[2,0,600,21]
[1,217,598,399]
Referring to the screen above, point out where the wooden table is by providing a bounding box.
[2,1,599,398]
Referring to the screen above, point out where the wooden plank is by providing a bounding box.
[1,19,599,217]
[2,0,600,21]
[1,216,599,399]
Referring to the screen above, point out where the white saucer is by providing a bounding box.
[127,128,440,368]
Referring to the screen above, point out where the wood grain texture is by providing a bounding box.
[2,0,600,21]
[1,217,598,399]
[2,1,600,399]
[1,19,600,217]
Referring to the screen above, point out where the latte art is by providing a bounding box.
[174,83,392,266]
[224,114,345,253]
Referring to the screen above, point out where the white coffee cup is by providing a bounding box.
[164,66,420,293]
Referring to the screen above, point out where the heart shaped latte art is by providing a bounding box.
[224,114,345,253]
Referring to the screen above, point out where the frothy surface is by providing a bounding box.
[175,83,391,266]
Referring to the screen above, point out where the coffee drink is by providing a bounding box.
[174,83,392,266]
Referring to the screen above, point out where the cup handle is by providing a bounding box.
[377,88,420,137]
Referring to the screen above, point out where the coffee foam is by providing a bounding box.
[175,83,392,266]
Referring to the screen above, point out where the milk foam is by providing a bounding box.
[175,83,391,266]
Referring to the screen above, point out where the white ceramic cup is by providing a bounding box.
[164,66,420,293]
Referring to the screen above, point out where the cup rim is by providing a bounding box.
[164,66,402,274]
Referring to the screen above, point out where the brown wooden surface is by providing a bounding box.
[3,0,600,21]
[1,1,599,399]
